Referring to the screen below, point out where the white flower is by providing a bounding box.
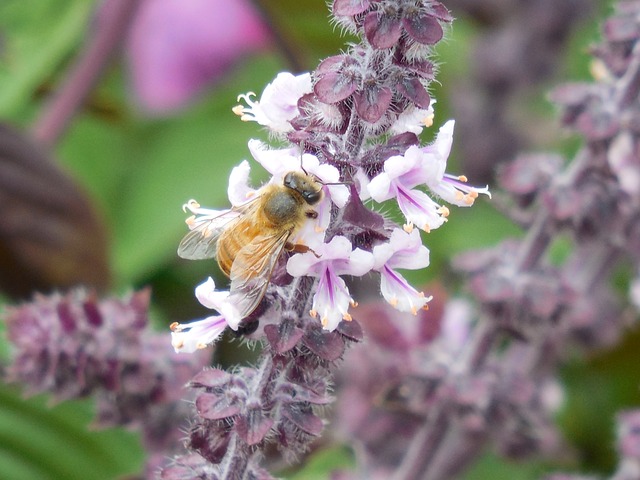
[182,160,258,236]
[182,199,239,235]
[420,120,491,206]
[170,316,228,353]
[390,103,435,135]
[287,236,374,331]
[353,168,372,201]
[170,277,241,353]
[373,228,431,313]
[367,120,490,232]
[367,145,447,232]
[227,159,257,206]
[233,72,312,132]
[194,277,242,329]
[609,131,640,197]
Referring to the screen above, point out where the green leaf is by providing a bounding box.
[57,111,132,224]
[0,0,93,117]
[0,384,143,480]
[461,452,546,480]
[284,445,354,479]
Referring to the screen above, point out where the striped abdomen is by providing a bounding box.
[216,218,256,277]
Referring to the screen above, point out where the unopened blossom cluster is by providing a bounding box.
[320,1,640,479]
[330,294,564,480]
[165,0,491,477]
[4,288,209,476]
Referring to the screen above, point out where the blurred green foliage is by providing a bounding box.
[0,383,142,480]
[0,0,637,479]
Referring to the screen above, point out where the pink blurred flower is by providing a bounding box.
[127,0,270,113]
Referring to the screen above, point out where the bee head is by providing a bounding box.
[283,171,323,205]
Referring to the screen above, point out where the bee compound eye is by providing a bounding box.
[304,189,322,205]
[283,172,295,189]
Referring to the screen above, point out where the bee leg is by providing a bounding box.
[305,210,318,219]
[286,242,321,258]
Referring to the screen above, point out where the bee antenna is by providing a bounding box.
[298,144,311,176]
[321,180,353,186]
[297,142,351,186]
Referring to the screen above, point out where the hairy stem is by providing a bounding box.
[251,0,307,73]
[32,0,141,146]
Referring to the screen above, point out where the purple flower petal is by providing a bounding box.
[235,409,274,445]
[314,72,359,103]
[333,0,371,16]
[402,11,444,45]
[364,11,403,49]
[302,325,345,361]
[353,84,393,123]
[427,2,453,22]
[195,392,242,420]
[282,405,324,436]
[396,77,431,109]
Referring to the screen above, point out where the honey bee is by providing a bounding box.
[177,171,324,320]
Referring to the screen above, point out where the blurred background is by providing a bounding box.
[1,0,638,478]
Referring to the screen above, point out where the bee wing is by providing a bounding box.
[228,230,290,319]
[177,199,260,260]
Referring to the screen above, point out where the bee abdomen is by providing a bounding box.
[217,230,246,277]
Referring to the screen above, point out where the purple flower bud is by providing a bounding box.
[402,9,444,45]
[236,408,274,445]
[264,316,305,354]
[353,82,394,123]
[314,71,360,104]
[333,0,372,16]
[281,404,324,436]
[302,324,346,361]
[5,288,208,473]
[395,76,431,109]
[364,10,403,49]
